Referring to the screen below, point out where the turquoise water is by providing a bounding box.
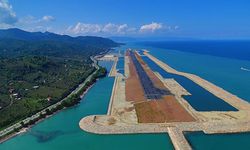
[0,70,173,150]
[142,57,236,111]
[185,132,250,150]
[98,60,113,74]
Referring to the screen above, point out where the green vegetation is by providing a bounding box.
[0,28,118,129]
[0,56,96,128]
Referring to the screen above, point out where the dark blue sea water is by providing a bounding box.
[125,42,250,102]
[142,57,237,111]
[141,40,250,61]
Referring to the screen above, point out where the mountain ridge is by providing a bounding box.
[0,28,120,58]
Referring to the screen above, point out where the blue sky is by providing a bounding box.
[0,0,250,39]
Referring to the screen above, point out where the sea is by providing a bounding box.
[133,40,250,102]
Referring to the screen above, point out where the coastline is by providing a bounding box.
[0,80,97,144]
[0,54,106,143]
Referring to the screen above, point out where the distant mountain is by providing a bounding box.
[0,28,117,44]
[0,28,119,58]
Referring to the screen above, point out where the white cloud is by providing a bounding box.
[66,22,135,35]
[0,0,55,32]
[41,15,55,22]
[117,24,128,33]
[0,0,17,24]
[102,23,130,34]
[19,15,55,24]
[16,15,55,32]
[0,0,178,36]
[103,23,118,33]
[140,22,163,33]
[66,22,179,36]
[174,25,179,30]
[67,23,102,34]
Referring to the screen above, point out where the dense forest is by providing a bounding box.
[0,28,119,128]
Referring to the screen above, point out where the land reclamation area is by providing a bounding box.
[80,49,250,150]
[126,51,195,123]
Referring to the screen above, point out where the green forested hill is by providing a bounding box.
[0,28,119,128]
[0,28,119,59]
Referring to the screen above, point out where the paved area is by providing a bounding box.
[108,57,118,77]
[125,51,146,102]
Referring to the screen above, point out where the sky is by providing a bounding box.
[0,0,250,39]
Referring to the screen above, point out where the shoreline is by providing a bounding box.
[0,79,97,144]
[0,54,103,144]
